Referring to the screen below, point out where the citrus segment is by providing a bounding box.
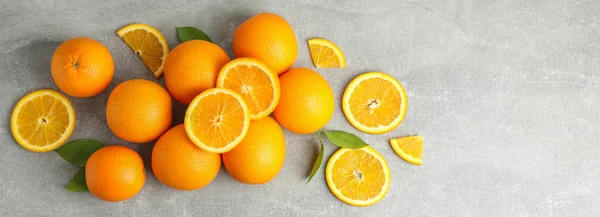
[342,72,407,134]
[217,58,280,120]
[184,88,250,153]
[117,23,169,77]
[10,89,75,152]
[390,135,423,165]
[307,38,346,68]
[325,146,391,207]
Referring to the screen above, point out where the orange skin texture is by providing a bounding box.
[233,13,298,75]
[152,124,221,190]
[85,146,145,202]
[51,37,114,97]
[273,68,334,134]
[223,117,286,184]
[163,40,230,105]
[106,79,172,143]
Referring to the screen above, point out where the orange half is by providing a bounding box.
[217,58,280,120]
[342,72,407,134]
[11,89,76,152]
[184,88,250,153]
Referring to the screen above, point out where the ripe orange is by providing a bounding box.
[163,40,230,105]
[86,145,145,202]
[273,68,334,134]
[223,117,286,184]
[106,79,172,143]
[233,13,297,75]
[152,124,221,190]
[51,38,114,97]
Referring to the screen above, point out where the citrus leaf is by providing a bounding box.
[176,27,213,43]
[66,168,88,192]
[54,139,104,166]
[306,130,325,184]
[323,130,368,149]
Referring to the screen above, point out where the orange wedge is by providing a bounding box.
[326,146,391,206]
[307,38,346,68]
[342,72,407,134]
[10,90,76,152]
[184,88,250,153]
[117,23,169,78]
[216,58,280,120]
[390,135,423,165]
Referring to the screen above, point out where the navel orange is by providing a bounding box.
[106,79,172,143]
[273,68,334,134]
[233,13,297,75]
[51,38,114,97]
[163,40,230,105]
[222,117,286,184]
[86,145,145,202]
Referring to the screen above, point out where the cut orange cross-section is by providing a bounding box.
[184,88,250,153]
[326,146,391,207]
[217,58,280,120]
[390,135,423,165]
[117,23,169,78]
[11,89,76,152]
[342,72,407,134]
[307,38,346,68]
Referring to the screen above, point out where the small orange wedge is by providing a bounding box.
[390,135,423,165]
[117,23,169,77]
[307,38,346,68]
[11,90,76,152]
[217,58,280,120]
[184,88,250,153]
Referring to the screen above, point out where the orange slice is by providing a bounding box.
[325,146,391,207]
[184,88,250,153]
[307,38,346,68]
[342,72,407,134]
[390,135,423,165]
[10,90,76,152]
[216,58,280,120]
[117,23,169,78]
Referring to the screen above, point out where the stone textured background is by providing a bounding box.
[1,0,599,216]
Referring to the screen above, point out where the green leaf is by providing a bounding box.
[66,168,88,192]
[176,27,213,43]
[54,139,104,166]
[323,130,369,149]
[306,130,325,184]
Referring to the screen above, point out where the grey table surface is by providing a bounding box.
[1,0,599,216]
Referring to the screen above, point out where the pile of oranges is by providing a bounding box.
[11,13,335,202]
[10,12,419,207]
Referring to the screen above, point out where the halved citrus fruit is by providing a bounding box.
[11,89,76,152]
[117,23,169,78]
[326,146,391,207]
[216,58,280,120]
[390,135,423,165]
[307,38,346,68]
[184,88,250,153]
[342,72,407,134]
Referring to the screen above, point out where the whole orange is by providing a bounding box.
[233,13,297,75]
[51,37,114,97]
[163,40,230,105]
[222,117,286,184]
[106,79,172,143]
[86,145,145,202]
[152,124,221,190]
[273,68,334,134]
